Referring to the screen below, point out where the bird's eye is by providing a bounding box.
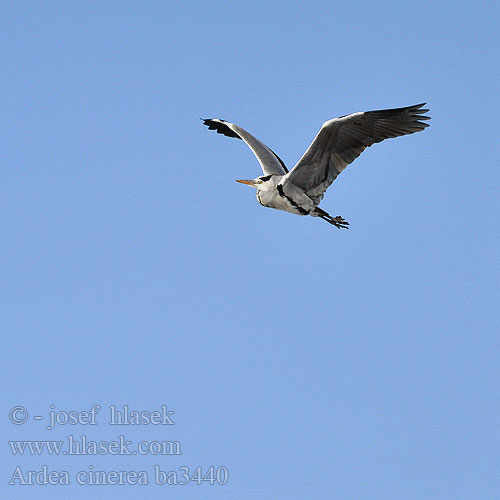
[260,175,273,182]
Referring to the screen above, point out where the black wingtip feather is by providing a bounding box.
[202,118,241,139]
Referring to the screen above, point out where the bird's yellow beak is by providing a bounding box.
[236,179,255,186]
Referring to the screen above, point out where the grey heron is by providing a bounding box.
[203,103,430,228]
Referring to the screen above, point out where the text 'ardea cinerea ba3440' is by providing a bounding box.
[203,103,430,229]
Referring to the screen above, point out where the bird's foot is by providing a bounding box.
[330,216,349,229]
[314,208,349,229]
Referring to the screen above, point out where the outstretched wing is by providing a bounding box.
[202,118,288,176]
[283,103,430,204]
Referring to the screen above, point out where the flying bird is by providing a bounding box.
[203,103,430,228]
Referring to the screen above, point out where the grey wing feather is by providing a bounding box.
[283,103,430,204]
[202,119,288,176]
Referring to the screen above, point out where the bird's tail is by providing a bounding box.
[312,207,349,229]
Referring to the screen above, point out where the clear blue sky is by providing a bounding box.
[2,1,499,499]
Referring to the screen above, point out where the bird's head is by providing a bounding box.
[236,174,275,190]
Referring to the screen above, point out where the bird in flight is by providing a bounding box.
[203,103,430,228]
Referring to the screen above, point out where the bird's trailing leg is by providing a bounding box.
[313,207,349,229]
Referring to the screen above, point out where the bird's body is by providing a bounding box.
[203,103,430,228]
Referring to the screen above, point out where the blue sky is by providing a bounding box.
[2,1,499,499]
